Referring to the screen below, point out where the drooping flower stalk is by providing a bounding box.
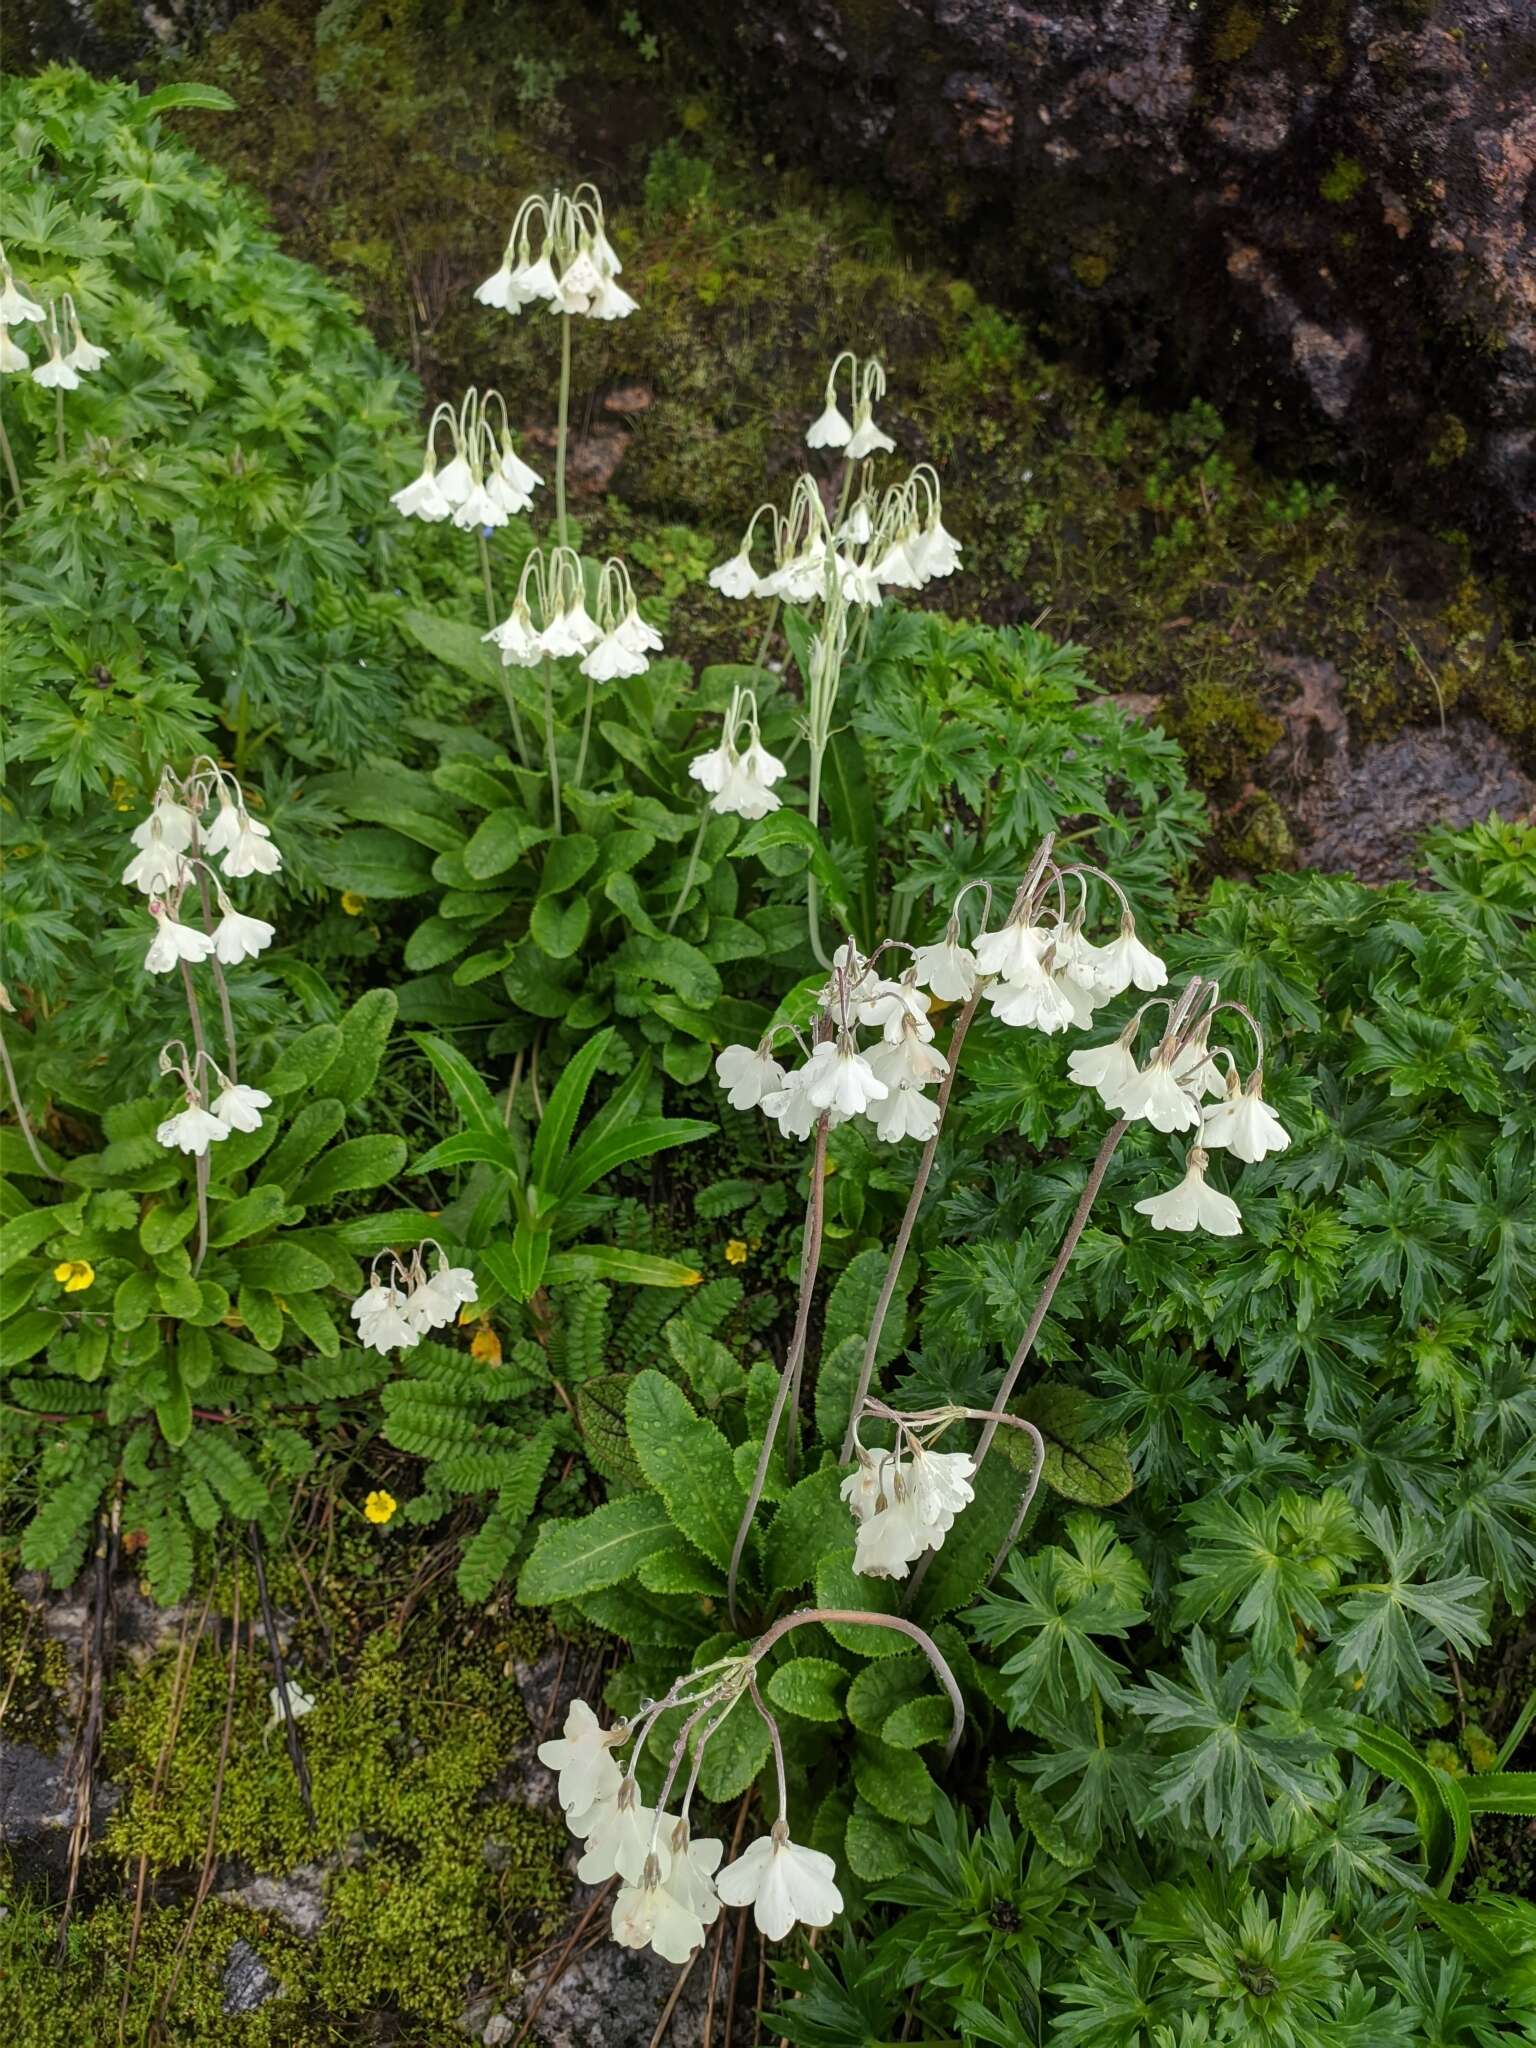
[477,530,529,765]
[0,989,51,1176]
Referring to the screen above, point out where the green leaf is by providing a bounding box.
[825,724,879,937]
[325,828,434,898]
[530,893,591,959]
[292,1135,407,1205]
[143,82,237,112]
[328,989,396,1107]
[697,1699,772,1803]
[815,1551,908,1658]
[733,809,850,911]
[577,1374,645,1486]
[766,1656,847,1723]
[853,1735,935,1824]
[1462,1772,1536,1816]
[1341,1715,1467,1891]
[463,808,546,879]
[767,1464,851,1593]
[260,1024,344,1096]
[545,1246,703,1290]
[402,606,501,685]
[846,1655,934,1737]
[556,1117,715,1201]
[517,1492,675,1604]
[531,1029,615,1193]
[226,1242,332,1293]
[412,1034,506,1139]
[540,832,599,893]
[1014,1385,1134,1506]
[207,1188,290,1246]
[611,933,722,1009]
[626,1370,750,1575]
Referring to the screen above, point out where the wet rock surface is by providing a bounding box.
[221,1936,285,2016]
[667,0,1536,565]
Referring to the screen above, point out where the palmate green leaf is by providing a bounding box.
[625,1369,748,1575]
[1338,1163,1465,1322]
[969,1538,1146,1721]
[1175,1488,1362,1665]
[1331,1504,1490,1719]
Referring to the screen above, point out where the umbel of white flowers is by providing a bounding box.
[708,464,961,610]
[348,1242,479,1356]
[475,184,637,321]
[841,1413,976,1579]
[390,385,542,528]
[154,1043,271,1158]
[483,543,662,680]
[805,351,896,460]
[26,293,109,391]
[536,1613,961,1967]
[126,768,280,976]
[688,685,786,821]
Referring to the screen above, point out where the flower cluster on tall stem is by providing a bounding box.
[347,1241,478,1356]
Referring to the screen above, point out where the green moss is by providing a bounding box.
[1217,789,1296,871]
[0,1572,69,1750]
[1427,413,1470,470]
[1319,154,1368,204]
[1071,249,1112,290]
[1208,4,1265,63]
[1166,680,1284,787]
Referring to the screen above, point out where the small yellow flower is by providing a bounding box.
[724,1239,748,1266]
[53,1259,95,1293]
[364,1490,397,1525]
[340,890,366,916]
[470,1324,503,1365]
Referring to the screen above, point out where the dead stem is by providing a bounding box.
[55,1489,119,1964]
[249,1522,315,1829]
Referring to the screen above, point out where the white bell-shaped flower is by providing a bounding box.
[715,1042,787,1112]
[689,741,734,796]
[911,936,977,1002]
[212,904,275,965]
[205,801,281,879]
[390,459,452,521]
[806,398,852,449]
[587,274,638,320]
[614,605,662,656]
[844,403,895,461]
[871,538,923,589]
[1114,1055,1201,1133]
[122,826,187,896]
[32,341,79,391]
[707,549,759,599]
[499,444,543,497]
[156,1100,231,1157]
[1094,917,1168,998]
[552,248,603,314]
[539,599,602,659]
[910,514,962,579]
[1067,1033,1141,1108]
[801,1040,889,1118]
[866,1024,949,1093]
[611,1870,706,1964]
[0,324,28,373]
[856,979,932,1045]
[1201,1076,1290,1163]
[973,918,1050,985]
[838,1448,885,1523]
[405,1258,479,1332]
[144,907,216,975]
[65,327,109,376]
[665,1823,723,1926]
[0,275,44,325]
[758,1064,828,1142]
[907,1444,976,1526]
[132,795,196,857]
[352,1282,421,1356]
[1133,1147,1242,1237]
[536,1698,624,1817]
[986,967,1079,1036]
[581,630,647,683]
[576,1780,671,1886]
[485,599,543,669]
[867,1086,940,1145]
[451,481,503,531]
[714,1823,843,1942]
[209,1082,272,1134]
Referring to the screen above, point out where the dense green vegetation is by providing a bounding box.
[2,52,1533,2048]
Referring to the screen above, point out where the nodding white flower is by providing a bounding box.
[581,630,647,683]
[0,274,43,325]
[872,538,923,589]
[32,339,79,391]
[1134,1147,1242,1237]
[577,1780,672,1886]
[209,1082,272,1134]
[707,549,759,599]
[144,905,216,975]
[611,1870,707,1965]
[132,794,196,858]
[64,326,109,376]
[485,469,532,517]
[205,804,281,880]
[837,554,884,607]
[837,500,873,546]
[802,1039,889,1117]
[537,1699,624,1817]
[867,1024,949,1094]
[844,402,895,461]
[1172,1030,1225,1101]
[806,397,852,449]
[156,1100,231,1156]
[849,1440,972,1572]
[1094,917,1168,998]
[908,1445,976,1525]
[539,600,602,659]
[390,458,452,521]
[498,443,543,498]
[1067,1032,1141,1108]
[1114,1054,1202,1133]
[701,740,785,822]
[689,742,734,796]
[839,1448,885,1522]
[587,274,638,320]
[212,903,275,964]
[485,599,543,668]
[1201,1074,1290,1163]
[122,826,188,896]
[432,450,473,506]
[0,324,29,373]
[474,255,522,309]
[715,1042,787,1112]
[766,543,827,604]
[451,481,504,531]
[973,918,1051,986]
[857,979,933,1045]
[512,251,560,303]
[666,1824,724,1926]
[867,1085,941,1144]
[911,936,978,1003]
[552,248,604,314]
[735,735,786,791]
[405,1258,479,1332]
[715,1823,843,1942]
[350,1282,420,1356]
[986,966,1079,1036]
[614,606,663,657]
[758,1073,825,1142]
[910,514,962,580]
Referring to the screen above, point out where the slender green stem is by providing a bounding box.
[573,675,595,789]
[747,1608,965,1766]
[0,1018,53,1176]
[191,859,239,1083]
[542,663,563,835]
[0,406,24,510]
[804,746,830,969]
[750,597,780,674]
[839,985,984,1462]
[478,532,529,764]
[726,1117,830,1628]
[54,387,64,464]
[555,312,571,549]
[665,811,710,934]
[178,960,212,1274]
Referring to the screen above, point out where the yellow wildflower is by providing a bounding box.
[364,1490,397,1525]
[53,1259,95,1293]
[340,891,366,916]
[470,1324,503,1365]
[724,1239,748,1266]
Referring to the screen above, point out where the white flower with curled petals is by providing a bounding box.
[1134,1148,1242,1237]
[64,326,109,376]
[390,459,452,521]
[212,905,275,965]
[1201,1076,1290,1163]
[909,513,962,579]
[1113,1055,1201,1133]
[986,967,1079,1036]
[844,403,895,461]
[666,1824,723,1926]
[132,795,196,858]
[714,1823,843,1941]
[708,549,759,599]
[907,1445,975,1526]
[581,631,647,683]
[866,1025,948,1093]
[588,274,638,320]
[209,1082,271,1134]
[536,1699,624,1818]
[911,936,977,1002]
[144,906,216,975]
[856,979,932,1045]
[867,1085,940,1145]
[0,274,44,326]
[611,1871,705,1964]
[1094,917,1168,997]
[715,1042,787,1112]
[973,919,1050,985]
[156,1102,231,1157]
[0,324,28,373]
[32,340,79,391]
[1067,1034,1141,1109]
[577,1780,671,1886]
[802,1040,888,1118]
[406,1259,479,1333]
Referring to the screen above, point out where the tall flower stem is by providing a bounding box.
[726,1116,830,1628]
[573,676,595,790]
[54,387,64,464]
[665,810,710,934]
[804,747,831,971]
[0,1018,52,1176]
[747,1608,965,1765]
[554,312,572,549]
[750,597,780,674]
[478,531,529,764]
[542,663,563,834]
[191,862,239,1083]
[178,963,213,1273]
[0,407,23,510]
[839,985,984,1462]
[904,1117,1128,1609]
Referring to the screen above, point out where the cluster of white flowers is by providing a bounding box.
[347,1243,479,1356]
[805,352,896,460]
[708,464,961,612]
[716,940,952,1148]
[841,1427,977,1579]
[390,385,542,529]
[539,1692,843,1965]
[0,257,108,389]
[688,685,786,821]
[475,185,636,322]
[483,543,662,681]
[154,1045,272,1158]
